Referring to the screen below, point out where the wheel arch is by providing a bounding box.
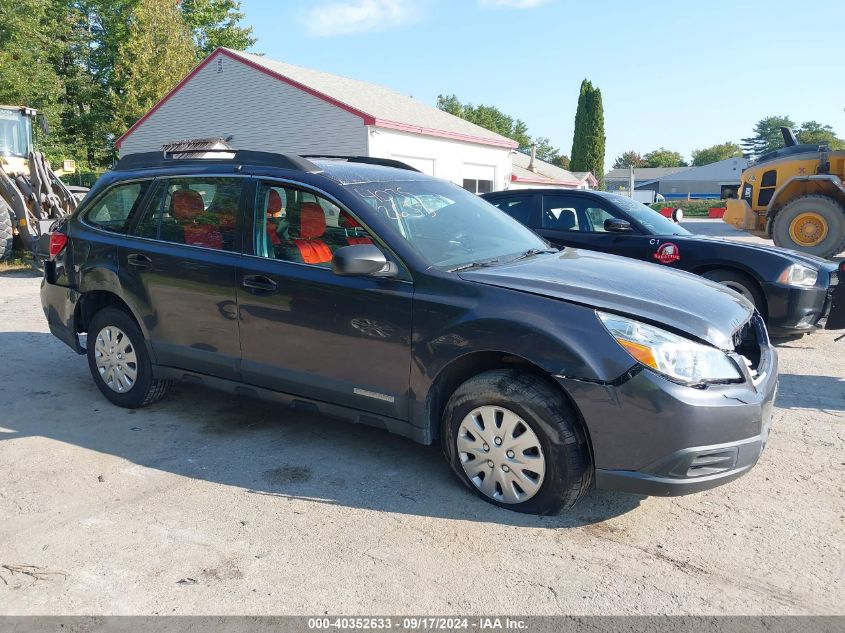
[423,351,594,457]
[76,290,143,335]
[768,176,845,219]
[691,264,768,319]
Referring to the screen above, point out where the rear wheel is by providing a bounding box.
[772,195,845,258]
[441,369,592,515]
[702,269,766,317]
[86,307,170,408]
[0,201,13,262]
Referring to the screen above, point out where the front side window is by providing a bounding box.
[85,181,152,233]
[542,196,580,230]
[254,182,373,267]
[600,193,690,236]
[133,177,242,252]
[346,180,548,270]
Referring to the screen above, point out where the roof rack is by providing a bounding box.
[113,149,322,173]
[302,155,421,173]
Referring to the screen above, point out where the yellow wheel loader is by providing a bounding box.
[724,127,845,259]
[0,105,84,261]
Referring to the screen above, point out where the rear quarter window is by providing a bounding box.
[84,181,151,233]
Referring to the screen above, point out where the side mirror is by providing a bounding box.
[604,218,632,233]
[332,244,396,277]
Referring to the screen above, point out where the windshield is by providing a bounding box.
[346,180,549,270]
[605,193,691,236]
[0,109,32,158]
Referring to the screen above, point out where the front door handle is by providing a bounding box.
[242,274,277,293]
[126,253,152,269]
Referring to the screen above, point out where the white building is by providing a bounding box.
[115,48,518,193]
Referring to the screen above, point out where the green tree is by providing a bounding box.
[741,115,795,157]
[435,94,553,157]
[180,0,255,58]
[570,79,605,188]
[613,150,646,169]
[691,142,743,166]
[0,0,71,163]
[643,147,687,167]
[553,155,571,170]
[112,0,197,135]
[796,121,845,149]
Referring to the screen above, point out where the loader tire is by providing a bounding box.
[772,195,845,259]
[0,201,13,262]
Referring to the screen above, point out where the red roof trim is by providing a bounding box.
[116,47,515,151]
[374,119,518,148]
[511,173,580,186]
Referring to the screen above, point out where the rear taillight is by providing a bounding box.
[49,233,68,259]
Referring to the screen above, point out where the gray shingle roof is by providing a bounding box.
[227,49,517,149]
[605,166,692,181]
[511,151,580,184]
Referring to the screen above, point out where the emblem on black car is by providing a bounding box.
[653,242,681,264]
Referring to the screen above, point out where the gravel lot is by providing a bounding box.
[0,221,843,615]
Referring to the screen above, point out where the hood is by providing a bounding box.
[690,235,837,271]
[460,249,754,350]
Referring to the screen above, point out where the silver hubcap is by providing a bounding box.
[94,326,138,393]
[457,405,546,504]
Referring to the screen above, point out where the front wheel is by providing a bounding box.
[86,307,170,408]
[441,370,592,515]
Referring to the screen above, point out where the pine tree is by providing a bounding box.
[570,79,606,189]
[112,0,198,135]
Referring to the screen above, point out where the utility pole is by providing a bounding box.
[629,165,635,198]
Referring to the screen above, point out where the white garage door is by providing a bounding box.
[391,155,435,176]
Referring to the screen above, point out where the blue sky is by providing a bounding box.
[239,0,844,170]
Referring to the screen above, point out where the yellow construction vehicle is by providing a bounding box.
[724,128,845,259]
[0,105,83,261]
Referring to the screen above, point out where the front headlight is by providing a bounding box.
[597,311,742,385]
[778,263,818,287]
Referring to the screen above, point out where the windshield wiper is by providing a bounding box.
[509,248,558,263]
[449,258,501,272]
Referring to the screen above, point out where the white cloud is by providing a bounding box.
[479,0,551,7]
[304,0,417,36]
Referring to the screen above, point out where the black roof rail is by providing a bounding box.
[113,150,322,173]
[303,155,422,173]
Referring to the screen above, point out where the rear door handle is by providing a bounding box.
[242,274,277,293]
[126,253,152,269]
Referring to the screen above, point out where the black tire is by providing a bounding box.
[86,306,170,408]
[441,369,592,515]
[0,202,13,262]
[702,269,767,318]
[772,195,845,259]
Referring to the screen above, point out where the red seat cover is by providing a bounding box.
[339,211,373,245]
[293,202,332,264]
[170,189,222,249]
[266,190,284,246]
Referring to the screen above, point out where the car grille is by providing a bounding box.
[830,270,839,287]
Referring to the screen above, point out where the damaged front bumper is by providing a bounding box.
[557,341,778,497]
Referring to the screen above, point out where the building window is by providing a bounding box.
[462,178,493,194]
[216,57,223,73]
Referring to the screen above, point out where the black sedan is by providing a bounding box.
[482,189,844,337]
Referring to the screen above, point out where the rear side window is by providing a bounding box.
[84,181,151,233]
[489,195,535,226]
[132,177,243,252]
